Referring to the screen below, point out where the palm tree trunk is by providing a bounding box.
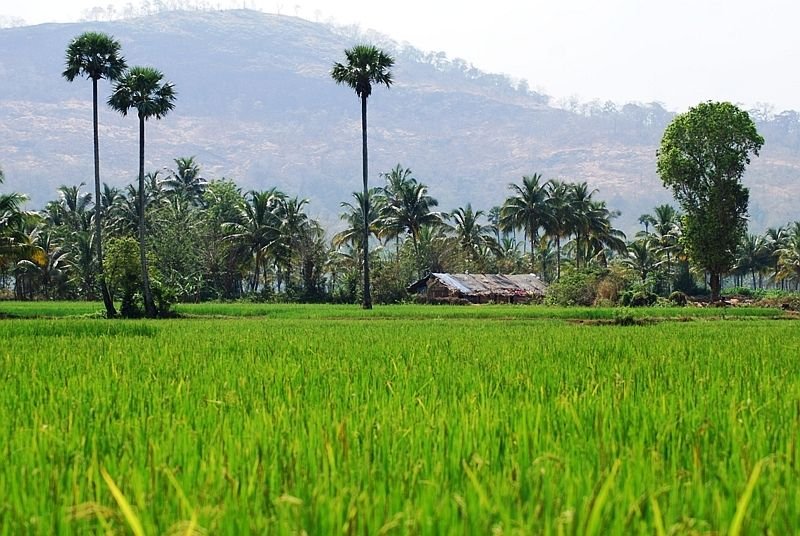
[530,234,535,273]
[93,78,116,318]
[138,114,156,317]
[361,94,372,309]
[556,236,562,280]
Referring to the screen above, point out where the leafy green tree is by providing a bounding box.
[331,44,394,309]
[63,31,126,317]
[657,101,764,301]
[105,236,143,317]
[108,66,177,317]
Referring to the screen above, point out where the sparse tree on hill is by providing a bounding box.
[63,31,127,317]
[108,66,176,317]
[331,44,394,309]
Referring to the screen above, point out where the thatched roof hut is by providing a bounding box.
[407,273,547,304]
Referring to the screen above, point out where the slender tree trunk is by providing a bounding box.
[93,78,116,318]
[361,94,372,309]
[530,234,535,273]
[710,271,721,302]
[138,114,156,317]
[556,236,562,280]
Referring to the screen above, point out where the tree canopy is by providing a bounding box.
[657,101,764,300]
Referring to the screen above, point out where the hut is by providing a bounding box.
[407,273,547,304]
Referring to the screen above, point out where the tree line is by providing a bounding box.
[2,33,797,314]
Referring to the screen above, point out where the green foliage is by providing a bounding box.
[104,236,141,317]
[657,102,764,300]
[620,289,658,307]
[668,290,688,306]
[545,268,599,306]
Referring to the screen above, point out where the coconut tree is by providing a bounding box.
[583,200,627,267]
[543,180,574,280]
[63,31,126,317]
[384,179,443,276]
[378,164,414,254]
[500,174,551,271]
[223,189,284,294]
[108,66,176,317]
[331,44,394,309]
[448,204,497,271]
[764,226,788,289]
[164,156,206,208]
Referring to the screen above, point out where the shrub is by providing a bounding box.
[545,269,598,306]
[668,291,688,306]
[621,290,657,307]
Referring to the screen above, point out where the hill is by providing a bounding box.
[1,9,799,233]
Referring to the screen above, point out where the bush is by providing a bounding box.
[620,290,657,307]
[545,270,598,306]
[668,291,688,306]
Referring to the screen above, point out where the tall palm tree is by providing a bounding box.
[108,66,176,317]
[500,174,551,272]
[63,31,126,317]
[543,180,574,280]
[567,182,597,269]
[331,44,394,309]
[623,240,657,284]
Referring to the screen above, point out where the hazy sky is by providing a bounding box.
[4,0,799,112]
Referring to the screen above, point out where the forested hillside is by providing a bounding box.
[1,9,799,232]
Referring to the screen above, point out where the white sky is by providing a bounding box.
[3,0,800,112]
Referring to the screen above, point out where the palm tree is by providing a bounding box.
[164,156,206,208]
[384,179,443,276]
[543,180,574,280]
[567,182,597,268]
[378,164,414,253]
[777,225,800,290]
[0,174,31,267]
[448,204,497,271]
[583,200,627,267]
[331,44,394,309]
[108,66,176,317]
[223,190,284,294]
[765,226,788,289]
[623,240,657,284]
[63,31,126,317]
[500,174,551,272]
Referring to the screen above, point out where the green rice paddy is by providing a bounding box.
[0,303,798,534]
